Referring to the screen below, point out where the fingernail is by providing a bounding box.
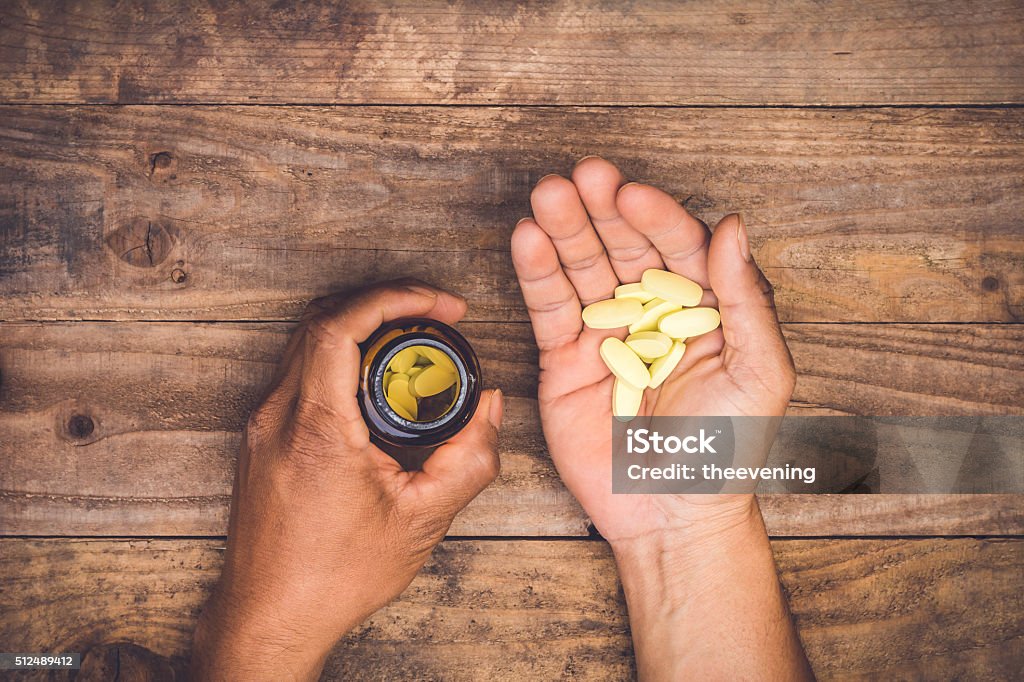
[736,214,752,262]
[515,217,533,227]
[488,389,504,430]
[536,173,561,184]
[574,155,602,166]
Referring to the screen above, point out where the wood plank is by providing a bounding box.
[785,323,1024,417]
[2,0,1023,105]
[1,321,1021,537]
[0,538,1021,680]
[0,106,1021,323]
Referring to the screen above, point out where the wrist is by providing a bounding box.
[608,493,759,557]
[609,495,764,602]
[191,588,333,682]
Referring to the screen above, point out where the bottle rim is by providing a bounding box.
[359,317,482,451]
[371,336,469,432]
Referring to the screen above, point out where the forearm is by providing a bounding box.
[611,498,814,681]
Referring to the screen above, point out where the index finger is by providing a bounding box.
[530,174,620,305]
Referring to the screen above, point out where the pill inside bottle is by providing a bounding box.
[359,318,482,470]
[383,344,461,422]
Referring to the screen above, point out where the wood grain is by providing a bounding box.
[2,0,1023,105]
[1,321,1020,537]
[1,538,1021,680]
[1,106,1021,323]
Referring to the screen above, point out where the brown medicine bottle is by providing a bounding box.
[358,317,482,470]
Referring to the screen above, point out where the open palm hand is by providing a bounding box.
[511,157,795,544]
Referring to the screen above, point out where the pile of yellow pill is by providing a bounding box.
[582,269,721,420]
[383,345,460,422]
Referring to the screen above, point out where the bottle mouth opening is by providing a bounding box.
[372,337,470,433]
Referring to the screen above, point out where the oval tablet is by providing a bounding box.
[599,337,651,389]
[384,371,409,392]
[625,331,672,359]
[612,378,644,421]
[628,299,681,334]
[582,298,644,329]
[648,340,686,388]
[614,283,657,303]
[658,307,721,340]
[389,402,415,422]
[387,378,418,420]
[418,346,456,372]
[409,364,458,397]
[641,269,704,307]
[389,347,419,374]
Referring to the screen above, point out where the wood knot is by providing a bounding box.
[982,276,1000,292]
[105,219,175,268]
[171,268,188,284]
[148,151,178,182]
[67,414,95,439]
[149,150,175,177]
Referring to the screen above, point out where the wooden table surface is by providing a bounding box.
[1,1,1022,679]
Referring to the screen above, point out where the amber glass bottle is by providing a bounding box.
[358,317,482,470]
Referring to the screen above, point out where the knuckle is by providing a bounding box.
[288,394,370,453]
[303,313,344,351]
[563,249,605,272]
[302,296,333,320]
[244,402,279,446]
[279,412,332,470]
[607,243,654,263]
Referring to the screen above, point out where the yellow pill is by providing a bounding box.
[612,378,644,421]
[407,365,425,378]
[658,307,722,340]
[599,337,650,389]
[628,298,681,334]
[625,331,672,359]
[389,400,416,421]
[389,347,419,373]
[641,269,704,308]
[384,371,410,392]
[409,364,458,397]
[614,283,657,303]
[418,346,456,373]
[582,298,644,329]
[648,341,686,389]
[387,378,418,420]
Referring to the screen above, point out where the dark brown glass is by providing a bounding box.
[358,317,482,470]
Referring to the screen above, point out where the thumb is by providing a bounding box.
[414,389,503,512]
[708,214,792,374]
